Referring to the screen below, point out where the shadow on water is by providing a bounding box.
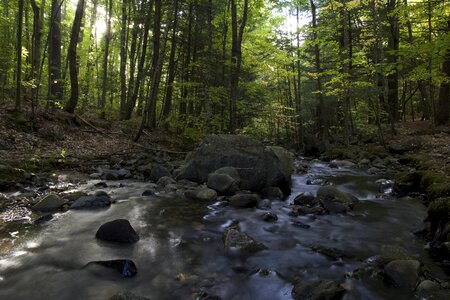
[0,160,441,300]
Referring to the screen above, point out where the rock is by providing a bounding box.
[292,280,345,300]
[142,190,154,196]
[0,139,11,150]
[207,173,239,195]
[108,292,150,300]
[291,220,311,229]
[329,162,338,169]
[316,186,358,214]
[257,198,271,209]
[96,219,139,244]
[33,214,53,225]
[261,186,284,200]
[378,245,413,266]
[185,188,218,202]
[384,259,420,288]
[95,181,108,188]
[229,193,260,208]
[32,193,67,212]
[393,171,422,197]
[311,245,349,260]
[293,192,316,206]
[89,259,137,278]
[223,222,266,252]
[150,165,171,182]
[70,191,111,209]
[415,280,441,299]
[176,135,293,195]
[358,158,371,167]
[102,169,130,180]
[157,176,176,187]
[388,137,422,154]
[108,291,150,300]
[262,212,278,222]
[214,166,240,181]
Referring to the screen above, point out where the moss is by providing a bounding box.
[428,198,450,231]
[420,171,447,191]
[321,148,359,161]
[426,182,450,199]
[394,171,423,185]
[0,167,27,191]
[398,155,433,170]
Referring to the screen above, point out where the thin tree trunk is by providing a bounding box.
[119,0,128,119]
[99,0,113,117]
[65,0,85,113]
[435,19,450,125]
[387,0,399,133]
[204,0,213,133]
[16,0,24,112]
[49,0,63,108]
[30,0,43,117]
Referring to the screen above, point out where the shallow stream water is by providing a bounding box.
[0,159,438,299]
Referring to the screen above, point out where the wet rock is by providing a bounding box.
[157,176,176,187]
[415,280,442,299]
[89,259,137,278]
[96,219,139,244]
[0,139,11,150]
[150,165,171,182]
[223,222,266,252]
[292,280,345,300]
[261,187,284,200]
[95,181,108,188]
[229,193,260,208]
[291,220,311,229]
[378,245,413,266]
[393,171,422,197]
[262,212,278,222]
[32,193,67,212]
[257,198,271,209]
[376,179,393,194]
[207,172,239,195]
[33,214,54,225]
[70,191,111,209]
[358,158,371,167]
[176,135,293,195]
[142,190,154,196]
[185,188,218,202]
[329,162,339,169]
[291,205,324,216]
[316,186,358,214]
[311,245,349,260]
[293,192,316,206]
[384,259,420,288]
[102,169,130,180]
[108,291,150,300]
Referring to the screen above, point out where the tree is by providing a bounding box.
[15,0,24,112]
[65,0,86,113]
[99,0,113,117]
[435,19,450,125]
[49,0,63,107]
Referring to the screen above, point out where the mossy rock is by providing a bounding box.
[420,171,447,191]
[393,171,423,196]
[0,166,27,191]
[428,198,450,232]
[398,155,433,170]
[426,182,450,199]
[321,148,359,161]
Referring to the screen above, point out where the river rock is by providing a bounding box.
[261,186,283,200]
[150,165,171,182]
[262,212,278,222]
[292,280,345,300]
[32,193,67,212]
[223,222,266,252]
[378,245,413,266]
[176,135,293,195]
[229,193,260,208]
[415,280,441,299]
[102,169,130,180]
[89,259,137,277]
[109,291,150,300]
[96,219,139,243]
[70,191,111,209]
[316,186,358,213]
[157,176,176,187]
[384,259,420,288]
[0,139,11,150]
[185,188,218,202]
[293,192,316,206]
[257,198,271,209]
[207,172,239,195]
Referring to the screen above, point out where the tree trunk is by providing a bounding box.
[49,0,63,108]
[65,0,85,113]
[386,0,399,132]
[99,0,113,117]
[310,0,328,147]
[16,0,24,112]
[30,0,42,115]
[435,20,450,125]
[203,0,213,133]
[161,0,179,122]
[180,3,194,117]
[119,0,128,119]
[229,0,249,133]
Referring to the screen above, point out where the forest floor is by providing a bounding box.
[1,107,450,174]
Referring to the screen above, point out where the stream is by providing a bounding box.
[0,159,439,299]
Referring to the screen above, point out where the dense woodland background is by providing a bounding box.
[1,0,449,148]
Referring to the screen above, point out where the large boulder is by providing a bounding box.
[316,186,358,214]
[96,219,140,244]
[207,173,239,195]
[176,135,293,195]
[185,188,218,202]
[70,191,112,209]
